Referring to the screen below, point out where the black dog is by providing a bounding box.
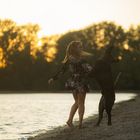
[92,45,119,126]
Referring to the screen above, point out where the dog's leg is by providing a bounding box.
[105,91,115,126]
[105,100,114,126]
[106,107,112,125]
[96,95,105,126]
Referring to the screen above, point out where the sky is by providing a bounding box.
[0,0,140,36]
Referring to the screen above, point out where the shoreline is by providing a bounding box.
[28,94,140,140]
[0,90,139,94]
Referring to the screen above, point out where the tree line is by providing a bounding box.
[0,19,140,92]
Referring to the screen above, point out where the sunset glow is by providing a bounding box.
[0,0,140,36]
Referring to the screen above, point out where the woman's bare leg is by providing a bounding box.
[67,90,78,127]
[77,89,86,129]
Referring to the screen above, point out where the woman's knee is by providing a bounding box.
[78,93,86,104]
[78,98,85,107]
[78,102,85,108]
[73,101,78,107]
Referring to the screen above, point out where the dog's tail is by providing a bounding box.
[114,72,122,87]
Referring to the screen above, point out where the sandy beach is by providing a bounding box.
[28,94,140,140]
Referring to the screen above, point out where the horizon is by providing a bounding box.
[0,0,140,36]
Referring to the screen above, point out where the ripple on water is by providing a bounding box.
[0,93,136,140]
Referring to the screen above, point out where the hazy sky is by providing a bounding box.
[0,0,140,36]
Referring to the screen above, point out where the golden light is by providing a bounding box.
[23,30,27,36]
[46,47,57,62]
[118,55,122,60]
[18,44,24,52]
[124,44,129,50]
[37,40,43,48]
[95,29,105,48]
[0,32,3,37]
[0,48,3,60]
[8,38,17,51]
[0,48,6,68]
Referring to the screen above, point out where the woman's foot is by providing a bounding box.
[66,121,74,128]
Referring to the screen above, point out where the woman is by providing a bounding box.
[48,41,93,129]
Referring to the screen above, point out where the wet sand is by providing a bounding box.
[28,94,140,140]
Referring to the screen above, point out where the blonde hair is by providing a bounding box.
[62,41,92,63]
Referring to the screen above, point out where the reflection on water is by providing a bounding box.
[0,93,136,140]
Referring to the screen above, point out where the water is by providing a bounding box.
[0,93,136,140]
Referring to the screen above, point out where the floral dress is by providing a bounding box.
[52,57,93,92]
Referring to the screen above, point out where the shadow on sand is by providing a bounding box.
[28,93,140,140]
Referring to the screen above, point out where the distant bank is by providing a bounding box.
[0,90,140,94]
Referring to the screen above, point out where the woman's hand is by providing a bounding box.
[48,78,54,85]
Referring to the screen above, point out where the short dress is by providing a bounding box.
[52,57,93,92]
